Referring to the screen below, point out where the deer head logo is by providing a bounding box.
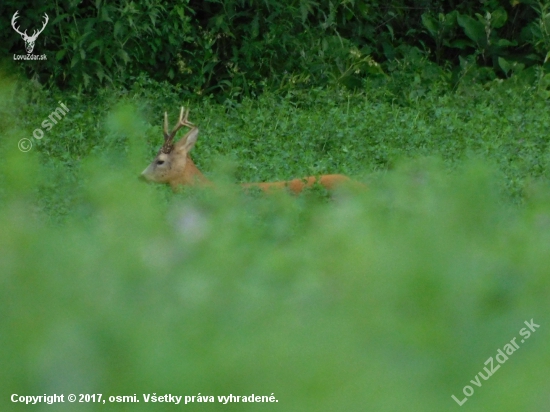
[11,11,49,54]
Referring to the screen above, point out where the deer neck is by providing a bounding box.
[170,154,212,190]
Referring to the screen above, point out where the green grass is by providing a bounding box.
[5,76,549,217]
[1,74,549,411]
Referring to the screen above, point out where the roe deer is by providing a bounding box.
[140,107,358,193]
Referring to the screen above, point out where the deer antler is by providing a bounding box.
[12,11,49,54]
[11,11,49,40]
[161,107,194,153]
[30,13,49,40]
[11,11,27,38]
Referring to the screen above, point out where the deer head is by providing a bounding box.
[12,11,49,54]
[141,107,208,189]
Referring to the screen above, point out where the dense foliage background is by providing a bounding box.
[2,0,550,99]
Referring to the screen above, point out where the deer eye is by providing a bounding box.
[156,160,165,165]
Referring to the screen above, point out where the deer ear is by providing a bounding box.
[175,128,199,153]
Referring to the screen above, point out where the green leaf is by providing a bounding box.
[70,55,80,68]
[443,10,458,27]
[50,14,69,26]
[56,49,67,61]
[96,67,105,82]
[421,13,438,37]
[118,49,130,64]
[491,8,508,29]
[251,14,259,39]
[498,56,512,75]
[514,63,525,72]
[114,21,122,38]
[88,40,103,51]
[100,6,112,22]
[387,24,394,41]
[176,6,184,20]
[457,14,486,44]
[541,73,550,88]
[82,72,91,88]
[448,39,472,49]
[496,38,515,47]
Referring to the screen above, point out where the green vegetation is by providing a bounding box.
[3,0,550,98]
[1,0,550,410]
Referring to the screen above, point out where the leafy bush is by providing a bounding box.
[2,0,550,98]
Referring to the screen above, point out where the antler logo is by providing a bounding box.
[11,10,49,54]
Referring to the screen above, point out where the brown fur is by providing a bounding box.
[241,174,352,194]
